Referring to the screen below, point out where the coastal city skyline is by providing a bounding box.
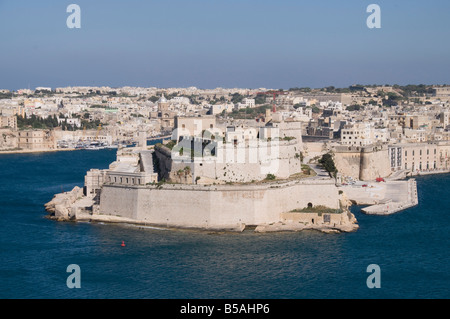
[2,81,449,302]
[2,0,449,305]
[1,0,450,90]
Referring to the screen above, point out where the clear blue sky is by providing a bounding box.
[1,0,449,90]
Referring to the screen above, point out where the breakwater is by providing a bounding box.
[338,178,418,215]
[361,179,418,215]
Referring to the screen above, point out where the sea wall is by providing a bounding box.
[98,179,341,230]
[280,211,347,225]
[254,210,358,233]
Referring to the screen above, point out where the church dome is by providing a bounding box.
[158,94,167,103]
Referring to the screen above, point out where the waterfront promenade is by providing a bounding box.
[0,148,76,155]
[339,179,418,215]
[360,179,418,215]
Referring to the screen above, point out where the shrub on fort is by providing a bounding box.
[164,140,177,150]
[301,164,311,175]
[265,173,276,181]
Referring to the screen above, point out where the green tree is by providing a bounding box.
[311,105,320,113]
[255,95,266,105]
[347,104,363,111]
[319,153,337,177]
[231,92,244,104]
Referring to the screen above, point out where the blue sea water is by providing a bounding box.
[0,149,449,299]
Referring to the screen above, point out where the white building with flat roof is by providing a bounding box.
[341,122,374,146]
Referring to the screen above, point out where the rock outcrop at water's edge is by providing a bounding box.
[44,186,84,220]
[254,210,359,234]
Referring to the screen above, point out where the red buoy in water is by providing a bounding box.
[121,241,125,247]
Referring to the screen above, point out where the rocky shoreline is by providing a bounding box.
[254,213,359,234]
[44,186,85,220]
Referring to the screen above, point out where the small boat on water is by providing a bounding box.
[104,144,119,149]
[85,141,105,150]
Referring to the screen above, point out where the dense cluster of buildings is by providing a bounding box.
[2,84,450,182]
[32,83,450,231]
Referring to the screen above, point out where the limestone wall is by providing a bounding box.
[98,180,340,229]
[0,128,18,150]
[280,211,350,225]
[359,148,391,180]
[334,145,391,181]
[98,186,139,220]
[333,151,361,179]
[159,140,303,184]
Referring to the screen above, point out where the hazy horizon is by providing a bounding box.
[1,0,450,91]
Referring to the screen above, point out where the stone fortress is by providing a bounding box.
[45,115,360,233]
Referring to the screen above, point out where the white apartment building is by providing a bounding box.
[235,98,256,110]
[35,87,52,92]
[373,128,390,143]
[210,104,234,115]
[241,98,256,108]
[403,128,427,143]
[341,122,374,146]
[320,100,343,111]
[170,96,191,105]
[58,117,82,128]
[0,115,17,129]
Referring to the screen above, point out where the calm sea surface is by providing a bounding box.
[0,149,449,299]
